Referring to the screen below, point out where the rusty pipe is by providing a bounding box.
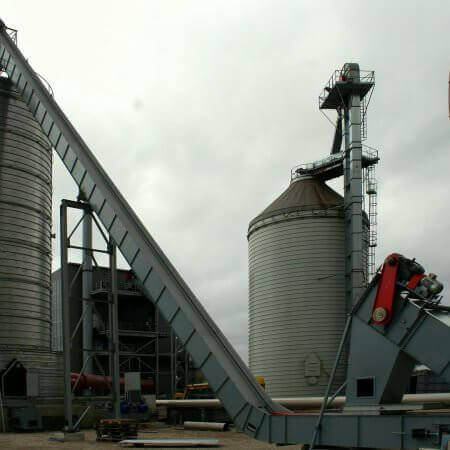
[70,372,153,393]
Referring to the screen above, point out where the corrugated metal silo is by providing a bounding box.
[0,77,63,396]
[0,77,52,348]
[248,175,349,397]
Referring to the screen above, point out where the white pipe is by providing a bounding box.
[159,399,220,408]
[183,421,228,431]
[157,392,450,410]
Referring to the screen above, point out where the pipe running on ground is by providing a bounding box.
[157,392,450,410]
[183,422,228,431]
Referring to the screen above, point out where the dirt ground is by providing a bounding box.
[0,425,306,449]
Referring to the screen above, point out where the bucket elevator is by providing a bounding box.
[1,20,450,448]
[248,65,377,398]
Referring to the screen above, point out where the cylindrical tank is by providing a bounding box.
[0,77,64,399]
[248,175,365,397]
[0,77,53,349]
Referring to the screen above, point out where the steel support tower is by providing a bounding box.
[60,200,121,430]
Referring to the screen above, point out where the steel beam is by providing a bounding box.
[82,210,93,376]
[60,202,73,430]
[156,310,160,397]
[109,240,121,418]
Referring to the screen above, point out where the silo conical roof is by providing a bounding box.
[249,176,343,229]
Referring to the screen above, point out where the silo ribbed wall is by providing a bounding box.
[0,78,52,350]
[248,209,346,397]
[0,77,63,398]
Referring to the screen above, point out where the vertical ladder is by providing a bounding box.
[360,97,368,141]
[366,165,378,279]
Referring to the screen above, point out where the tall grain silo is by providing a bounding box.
[0,77,63,397]
[248,175,353,397]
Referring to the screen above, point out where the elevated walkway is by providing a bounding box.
[319,69,375,110]
[291,148,379,182]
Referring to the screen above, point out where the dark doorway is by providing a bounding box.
[1,359,27,396]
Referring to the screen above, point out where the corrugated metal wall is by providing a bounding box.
[0,348,63,397]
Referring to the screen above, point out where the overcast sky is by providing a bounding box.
[2,1,449,362]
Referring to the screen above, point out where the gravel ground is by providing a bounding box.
[0,425,306,449]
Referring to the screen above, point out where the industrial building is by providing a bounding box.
[51,264,179,398]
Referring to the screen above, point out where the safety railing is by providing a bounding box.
[318,69,375,109]
[291,147,378,181]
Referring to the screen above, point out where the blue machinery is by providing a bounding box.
[1,20,450,448]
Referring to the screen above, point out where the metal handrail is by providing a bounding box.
[318,69,375,108]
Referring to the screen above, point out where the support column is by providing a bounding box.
[185,350,189,386]
[60,202,73,431]
[171,331,175,398]
[109,240,121,418]
[82,211,93,376]
[155,310,160,397]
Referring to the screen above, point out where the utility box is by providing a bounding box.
[125,372,141,392]
[125,372,141,402]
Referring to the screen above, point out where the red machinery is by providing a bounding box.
[371,253,443,325]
